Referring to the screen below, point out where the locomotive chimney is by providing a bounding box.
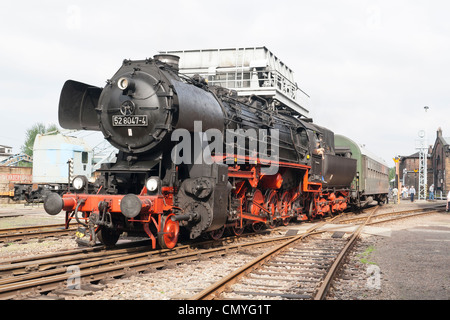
[153,54,180,71]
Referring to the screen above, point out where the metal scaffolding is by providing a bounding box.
[417,106,430,200]
[416,129,427,200]
[418,148,427,200]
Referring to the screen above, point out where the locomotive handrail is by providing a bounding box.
[205,68,299,101]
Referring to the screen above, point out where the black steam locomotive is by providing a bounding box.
[44,54,359,249]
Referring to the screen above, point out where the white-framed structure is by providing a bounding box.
[416,130,428,200]
[162,47,310,117]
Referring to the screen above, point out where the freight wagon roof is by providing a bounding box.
[360,145,388,167]
[334,134,387,167]
[33,134,92,152]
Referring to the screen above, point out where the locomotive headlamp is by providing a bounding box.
[117,77,135,93]
[117,77,129,90]
[72,175,87,191]
[145,177,160,193]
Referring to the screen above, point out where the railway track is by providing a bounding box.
[337,204,445,225]
[0,224,77,243]
[0,204,444,300]
[191,204,445,300]
[190,213,351,300]
[0,231,291,299]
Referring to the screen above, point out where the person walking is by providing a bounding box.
[409,186,416,202]
[429,184,435,201]
[392,187,398,204]
[402,186,408,200]
[447,190,450,212]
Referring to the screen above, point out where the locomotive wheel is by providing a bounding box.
[250,222,264,232]
[264,190,279,228]
[96,227,121,247]
[280,191,292,226]
[281,218,290,226]
[247,189,264,216]
[158,214,180,249]
[209,226,225,240]
[308,199,317,219]
[231,224,245,236]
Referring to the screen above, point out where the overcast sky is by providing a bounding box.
[1,0,449,167]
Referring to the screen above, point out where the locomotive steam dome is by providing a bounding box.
[97,59,174,154]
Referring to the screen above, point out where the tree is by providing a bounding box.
[20,123,59,158]
[388,167,395,183]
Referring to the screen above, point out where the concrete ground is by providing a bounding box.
[369,205,450,300]
[330,200,450,300]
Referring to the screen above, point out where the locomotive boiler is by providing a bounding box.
[44,54,357,249]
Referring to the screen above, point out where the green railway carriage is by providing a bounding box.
[334,134,389,206]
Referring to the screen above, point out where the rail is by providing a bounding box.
[0,231,289,299]
[191,216,340,300]
[192,205,443,300]
[313,207,378,299]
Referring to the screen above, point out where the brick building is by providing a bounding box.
[431,128,450,197]
[398,151,432,194]
[398,128,450,199]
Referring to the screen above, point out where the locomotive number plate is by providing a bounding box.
[112,115,148,126]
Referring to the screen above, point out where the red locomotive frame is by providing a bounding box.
[59,154,350,249]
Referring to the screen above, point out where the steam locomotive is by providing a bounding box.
[44,54,378,249]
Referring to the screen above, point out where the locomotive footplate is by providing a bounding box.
[43,191,179,248]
